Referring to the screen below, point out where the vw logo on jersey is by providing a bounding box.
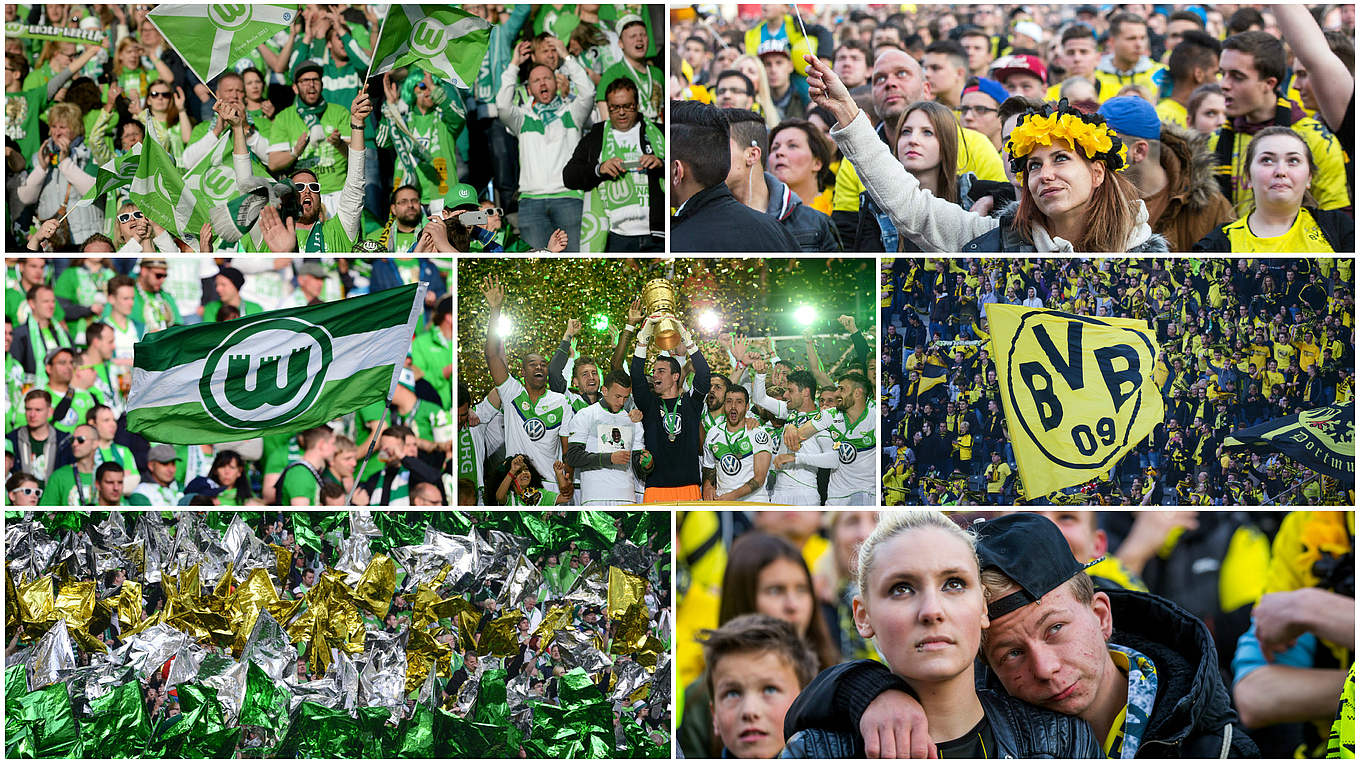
[837,442,858,464]
[719,453,742,476]
[753,429,770,446]
[525,418,546,441]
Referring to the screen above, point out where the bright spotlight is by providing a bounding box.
[495,314,514,338]
[794,305,817,327]
[590,313,610,332]
[697,309,721,333]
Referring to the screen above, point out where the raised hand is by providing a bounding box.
[838,314,857,333]
[350,88,372,122]
[198,221,214,253]
[803,53,858,127]
[564,318,582,339]
[105,82,121,111]
[172,86,186,111]
[512,40,533,66]
[627,297,643,326]
[258,204,298,252]
[482,276,505,310]
[382,72,399,106]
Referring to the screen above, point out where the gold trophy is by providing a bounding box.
[640,278,685,350]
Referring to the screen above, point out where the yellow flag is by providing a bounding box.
[986,304,1163,498]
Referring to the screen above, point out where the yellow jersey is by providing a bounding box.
[1220,208,1339,253]
[1209,107,1349,217]
[1157,98,1188,128]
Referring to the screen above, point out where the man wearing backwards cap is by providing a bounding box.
[785,513,1259,759]
[1099,96,1233,252]
[958,77,1008,151]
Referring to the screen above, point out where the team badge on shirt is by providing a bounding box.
[719,453,741,475]
[525,418,546,440]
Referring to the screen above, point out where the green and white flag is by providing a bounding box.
[128,134,209,237]
[370,6,490,89]
[73,143,142,209]
[184,131,273,214]
[147,4,298,87]
[127,282,428,444]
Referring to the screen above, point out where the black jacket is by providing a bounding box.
[785,589,1260,758]
[759,171,841,252]
[782,664,1101,758]
[562,119,665,238]
[1191,207,1355,252]
[961,201,1172,252]
[672,183,800,252]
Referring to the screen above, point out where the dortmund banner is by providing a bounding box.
[127,283,427,444]
[148,4,298,88]
[986,303,1163,498]
[370,6,491,89]
[1224,402,1354,481]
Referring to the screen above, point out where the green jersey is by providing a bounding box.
[48,387,104,434]
[280,461,324,505]
[202,299,264,323]
[267,101,352,195]
[132,286,179,332]
[596,60,663,122]
[410,326,453,408]
[39,464,96,506]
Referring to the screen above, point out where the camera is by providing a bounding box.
[456,210,490,227]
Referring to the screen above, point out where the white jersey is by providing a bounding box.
[497,376,573,483]
[702,424,772,502]
[568,401,644,506]
[770,409,831,505]
[810,403,877,500]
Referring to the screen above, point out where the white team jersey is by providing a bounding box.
[568,401,644,506]
[771,409,830,502]
[811,403,877,499]
[702,424,772,502]
[497,376,573,483]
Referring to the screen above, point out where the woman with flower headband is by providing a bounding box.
[1193,127,1354,252]
[801,54,1169,253]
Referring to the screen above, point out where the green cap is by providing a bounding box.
[444,183,480,211]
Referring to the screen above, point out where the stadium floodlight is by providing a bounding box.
[794,304,818,327]
[697,309,721,333]
[496,314,514,338]
[591,313,610,332]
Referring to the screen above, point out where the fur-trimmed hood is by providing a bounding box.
[1158,120,1225,212]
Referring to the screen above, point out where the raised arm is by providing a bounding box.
[612,299,642,373]
[496,41,533,134]
[1275,5,1353,132]
[805,54,997,251]
[547,318,580,394]
[483,276,510,387]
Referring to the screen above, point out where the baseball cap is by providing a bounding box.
[974,512,1104,620]
[962,77,1009,107]
[1013,20,1044,44]
[297,261,327,279]
[292,59,324,81]
[140,258,168,270]
[756,37,792,59]
[444,183,480,211]
[1099,96,1163,140]
[990,54,1048,85]
[615,13,645,35]
[147,444,179,463]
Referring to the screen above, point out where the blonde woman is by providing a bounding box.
[16,102,102,246]
[783,511,1100,758]
[735,53,781,129]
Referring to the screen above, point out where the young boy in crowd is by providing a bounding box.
[702,613,817,759]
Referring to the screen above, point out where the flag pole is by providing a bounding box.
[345,402,389,506]
[364,6,391,81]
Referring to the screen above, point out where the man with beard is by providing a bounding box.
[701,385,772,502]
[630,314,709,503]
[565,370,648,506]
[267,60,355,211]
[563,77,665,252]
[756,368,830,506]
[484,277,574,489]
[365,185,425,252]
[784,371,875,505]
[829,48,1005,250]
[498,37,595,252]
[233,79,372,252]
[548,319,605,412]
[39,423,98,505]
[702,374,730,438]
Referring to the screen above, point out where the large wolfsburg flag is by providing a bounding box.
[1224,402,1354,481]
[148,4,298,88]
[369,6,491,89]
[127,283,427,444]
[986,303,1163,498]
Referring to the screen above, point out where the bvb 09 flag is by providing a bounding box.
[127,283,427,444]
[986,303,1163,497]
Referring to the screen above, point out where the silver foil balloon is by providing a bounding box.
[359,629,408,720]
[120,622,191,680]
[610,657,649,705]
[552,628,613,673]
[500,554,543,612]
[242,610,297,681]
[197,654,247,722]
[564,561,609,609]
[163,638,208,688]
[606,541,658,579]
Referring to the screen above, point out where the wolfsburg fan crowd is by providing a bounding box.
[881,258,1355,507]
[675,509,1354,759]
[5,4,664,253]
[4,511,672,757]
[669,4,1353,252]
[5,257,453,506]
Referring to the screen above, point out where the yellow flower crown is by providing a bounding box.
[1006,99,1129,175]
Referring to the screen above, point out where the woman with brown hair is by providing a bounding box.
[768,119,836,215]
[679,530,839,758]
[803,53,1169,252]
[134,79,192,164]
